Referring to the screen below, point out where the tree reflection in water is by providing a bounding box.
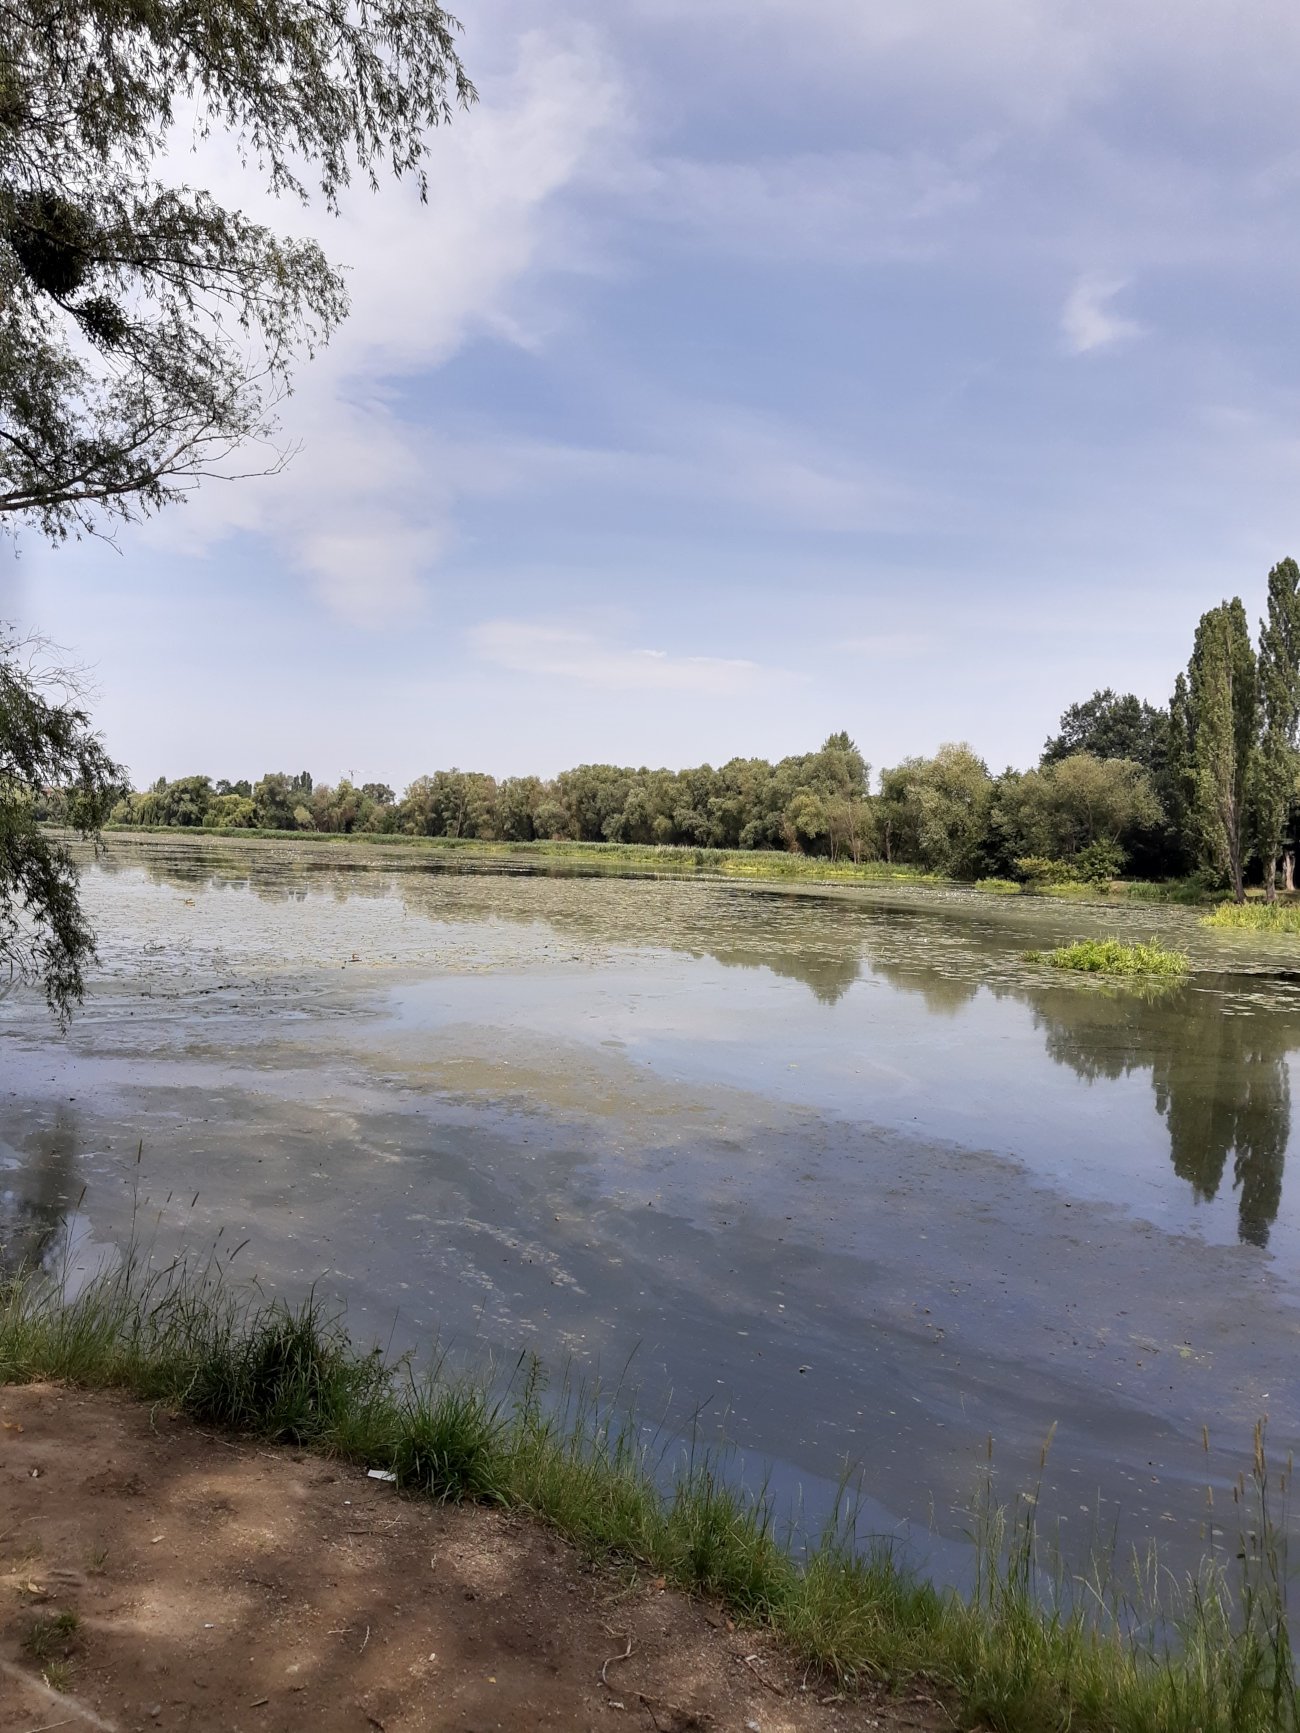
[1027,981,1289,1248]
[0,1107,80,1278]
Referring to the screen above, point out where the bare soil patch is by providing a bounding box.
[0,1384,940,1733]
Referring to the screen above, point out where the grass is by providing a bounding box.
[22,1608,79,1664]
[1023,937,1191,977]
[1202,902,1300,934]
[2,1259,1298,1731]
[975,878,1023,895]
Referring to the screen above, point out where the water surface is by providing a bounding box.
[4,836,1299,1579]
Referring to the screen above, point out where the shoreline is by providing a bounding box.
[2,1263,1296,1733]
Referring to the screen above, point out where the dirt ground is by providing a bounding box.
[0,1385,943,1733]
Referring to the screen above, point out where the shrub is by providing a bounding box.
[1014,856,1079,887]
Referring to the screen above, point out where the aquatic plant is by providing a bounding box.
[2,1257,1297,1731]
[975,877,1023,895]
[1023,937,1190,976]
[1202,902,1300,934]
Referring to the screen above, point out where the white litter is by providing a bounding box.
[367,1468,398,1483]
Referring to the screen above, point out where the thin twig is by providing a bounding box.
[359,1623,370,1653]
[739,1653,782,1694]
[601,1635,634,1686]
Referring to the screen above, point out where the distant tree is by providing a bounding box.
[1186,600,1257,901]
[998,753,1161,869]
[1252,558,1300,900]
[878,744,991,876]
[1042,690,1168,774]
[1,632,120,1018]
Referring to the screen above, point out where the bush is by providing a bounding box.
[1014,856,1079,887]
[1076,840,1126,884]
[975,878,1022,895]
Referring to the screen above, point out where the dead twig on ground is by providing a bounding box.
[601,1634,634,1687]
[739,1653,782,1694]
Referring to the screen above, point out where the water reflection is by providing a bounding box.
[0,1108,80,1276]
[870,944,1294,1249]
[1030,983,1290,1248]
[75,840,1300,1249]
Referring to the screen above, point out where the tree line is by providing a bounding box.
[63,559,1300,895]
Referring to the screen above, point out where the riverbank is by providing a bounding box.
[96,824,1244,907]
[1,1381,926,1733]
[2,1269,1295,1733]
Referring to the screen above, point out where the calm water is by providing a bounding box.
[4,835,1300,1578]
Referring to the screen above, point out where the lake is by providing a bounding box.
[4,834,1299,1583]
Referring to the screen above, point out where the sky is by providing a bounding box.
[7,0,1300,790]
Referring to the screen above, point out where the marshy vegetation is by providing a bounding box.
[1023,938,1191,977]
[2,1258,1298,1733]
[1203,903,1300,935]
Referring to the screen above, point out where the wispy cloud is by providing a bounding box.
[1060,274,1143,355]
[470,621,785,694]
[137,29,624,625]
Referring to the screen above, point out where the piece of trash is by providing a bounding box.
[151,1534,164,1543]
[203,1623,215,1629]
[29,1467,42,1478]
[250,1698,270,1709]
[2,1419,23,1432]
[745,1722,762,1732]
[366,1468,398,1483]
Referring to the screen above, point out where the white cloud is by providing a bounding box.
[470,621,785,694]
[137,28,624,625]
[1060,274,1142,354]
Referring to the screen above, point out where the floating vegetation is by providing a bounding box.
[1202,902,1300,934]
[974,877,1022,895]
[1023,937,1190,976]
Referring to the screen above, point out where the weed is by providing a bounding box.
[1023,937,1190,976]
[22,1608,79,1663]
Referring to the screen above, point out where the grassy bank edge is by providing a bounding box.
[2,1260,1295,1732]
[95,825,1237,906]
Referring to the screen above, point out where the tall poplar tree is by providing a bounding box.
[1186,599,1257,901]
[1253,558,1300,899]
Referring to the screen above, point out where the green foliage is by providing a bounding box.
[1,631,122,1018]
[1076,838,1127,883]
[1023,938,1190,976]
[877,742,992,876]
[1201,901,1300,934]
[1042,689,1170,773]
[975,877,1022,895]
[1186,599,1258,901]
[1014,855,1080,886]
[1251,559,1300,898]
[3,1260,1299,1732]
[0,0,473,537]
[998,753,1159,868]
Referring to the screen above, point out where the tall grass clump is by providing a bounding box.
[2,1258,1298,1732]
[1023,937,1190,976]
[1203,902,1300,934]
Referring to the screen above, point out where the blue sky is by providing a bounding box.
[7,0,1300,789]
